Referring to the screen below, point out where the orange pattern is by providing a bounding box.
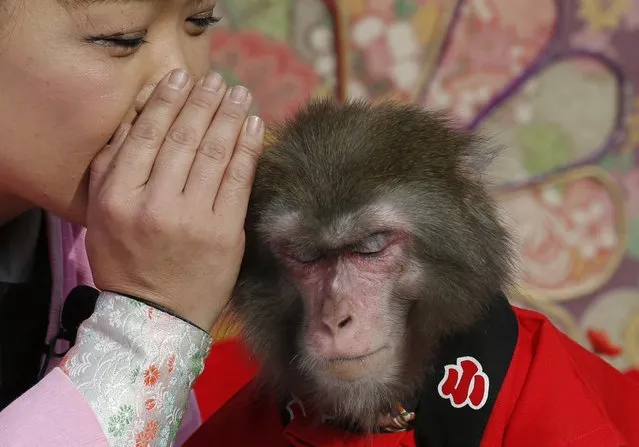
[143,365,160,387]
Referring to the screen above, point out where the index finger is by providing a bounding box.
[212,115,265,227]
[107,69,192,190]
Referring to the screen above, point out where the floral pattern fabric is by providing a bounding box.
[61,292,212,447]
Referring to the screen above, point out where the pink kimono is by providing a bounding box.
[0,214,207,446]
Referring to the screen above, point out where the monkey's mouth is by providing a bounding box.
[327,347,386,363]
[322,347,389,380]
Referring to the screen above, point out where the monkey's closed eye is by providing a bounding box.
[290,249,323,264]
[351,232,392,256]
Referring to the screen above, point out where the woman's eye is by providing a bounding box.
[85,12,222,56]
[86,34,148,56]
[186,13,222,35]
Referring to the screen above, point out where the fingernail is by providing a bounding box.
[246,116,263,136]
[167,68,189,90]
[229,85,250,105]
[202,71,224,92]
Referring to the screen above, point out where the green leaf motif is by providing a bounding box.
[169,420,181,441]
[395,0,418,18]
[190,352,205,376]
[220,0,292,41]
[626,217,639,259]
[129,365,140,384]
[107,404,134,437]
[519,123,574,176]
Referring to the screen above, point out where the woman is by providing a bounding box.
[0,0,264,445]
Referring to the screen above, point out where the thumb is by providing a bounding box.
[89,123,131,196]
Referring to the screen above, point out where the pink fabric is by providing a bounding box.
[0,368,107,446]
[0,214,203,445]
[44,214,95,371]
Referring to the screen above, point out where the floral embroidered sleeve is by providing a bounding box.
[59,292,212,447]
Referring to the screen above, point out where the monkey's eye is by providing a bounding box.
[290,248,323,264]
[351,233,391,255]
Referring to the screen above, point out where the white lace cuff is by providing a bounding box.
[60,291,212,447]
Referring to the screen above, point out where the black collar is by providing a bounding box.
[412,295,519,446]
[0,214,52,410]
[279,295,519,447]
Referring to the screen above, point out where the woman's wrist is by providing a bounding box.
[105,290,209,334]
[59,291,212,446]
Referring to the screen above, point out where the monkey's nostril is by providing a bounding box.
[338,316,352,329]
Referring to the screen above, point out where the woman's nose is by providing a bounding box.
[133,66,193,115]
[133,46,195,115]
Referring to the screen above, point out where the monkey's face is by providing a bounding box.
[266,206,421,385]
[235,199,429,424]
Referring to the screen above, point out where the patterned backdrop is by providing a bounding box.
[204,0,639,377]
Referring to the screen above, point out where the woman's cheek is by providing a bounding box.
[50,71,134,152]
[31,70,136,222]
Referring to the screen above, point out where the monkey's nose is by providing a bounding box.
[321,314,354,335]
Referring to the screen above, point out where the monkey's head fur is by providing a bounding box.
[231,98,515,432]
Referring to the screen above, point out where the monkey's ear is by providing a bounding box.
[457,136,502,185]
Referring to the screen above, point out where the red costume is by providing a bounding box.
[187,302,639,447]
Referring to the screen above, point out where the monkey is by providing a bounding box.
[231,97,514,434]
[186,98,639,447]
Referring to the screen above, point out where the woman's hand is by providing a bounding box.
[85,68,264,332]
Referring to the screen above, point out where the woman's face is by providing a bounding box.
[0,0,217,224]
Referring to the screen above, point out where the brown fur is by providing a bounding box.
[230,97,515,432]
